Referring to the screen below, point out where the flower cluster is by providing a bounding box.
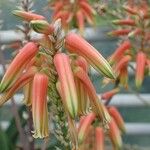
[0,10,127,150]
[105,1,150,91]
[49,0,96,33]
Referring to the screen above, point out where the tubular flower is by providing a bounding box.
[0,66,37,106]
[108,119,122,150]
[135,51,146,88]
[23,82,33,106]
[78,113,96,145]
[114,55,131,75]
[95,127,104,150]
[74,56,89,115]
[65,33,115,79]
[0,42,39,93]
[119,66,128,89]
[73,67,111,124]
[123,5,138,15]
[54,53,78,119]
[112,19,135,26]
[74,56,89,72]
[12,10,45,21]
[76,10,85,34]
[108,29,131,36]
[30,20,54,35]
[108,107,126,133]
[109,40,131,64]
[75,77,89,116]
[32,73,49,138]
[50,0,95,32]
[101,88,120,101]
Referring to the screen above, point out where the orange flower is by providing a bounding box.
[76,10,85,34]
[112,19,135,26]
[74,56,89,115]
[95,127,104,150]
[54,53,78,118]
[109,40,131,64]
[12,10,45,21]
[0,42,39,92]
[78,113,96,144]
[32,73,49,138]
[108,107,126,133]
[108,29,131,36]
[23,82,33,106]
[135,51,146,88]
[101,88,120,101]
[119,66,128,89]
[108,119,122,149]
[123,5,137,15]
[114,55,131,74]
[65,33,115,79]
[74,67,111,123]
[0,66,37,106]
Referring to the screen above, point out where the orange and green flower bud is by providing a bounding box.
[32,73,49,138]
[74,67,111,124]
[108,119,122,150]
[76,10,85,34]
[74,56,88,72]
[0,66,37,106]
[108,107,126,133]
[74,56,89,115]
[135,51,146,88]
[109,40,131,64]
[75,77,89,116]
[119,66,128,89]
[128,28,142,37]
[123,5,138,15]
[65,33,115,79]
[30,20,54,35]
[54,53,78,119]
[0,42,39,93]
[12,10,45,21]
[82,8,94,26]
[101,88,120,101]
[23,81,33,106]
[114,55,131,74]
[80,1,96,15]
[95,127,104,150]
[112,19,135,26]
[108,29,131,36]
[78,113,96,144]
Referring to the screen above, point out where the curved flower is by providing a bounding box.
[73,67,111,124]
[32,73,49,138]
[0,66,37,106]
[109,40,131,64]
[135,51,146,88]
[95,127,104,150]
[12,10,45,21]
[78,113,96,144]
[65,33,115,79]
[108,107,126,133]
[108,119,122,150]
[0,42,39,92]
[54,53,78,118]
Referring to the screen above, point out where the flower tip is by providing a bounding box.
[30,20,54,35]
[112,20,119,24]
[107,31,113,36]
